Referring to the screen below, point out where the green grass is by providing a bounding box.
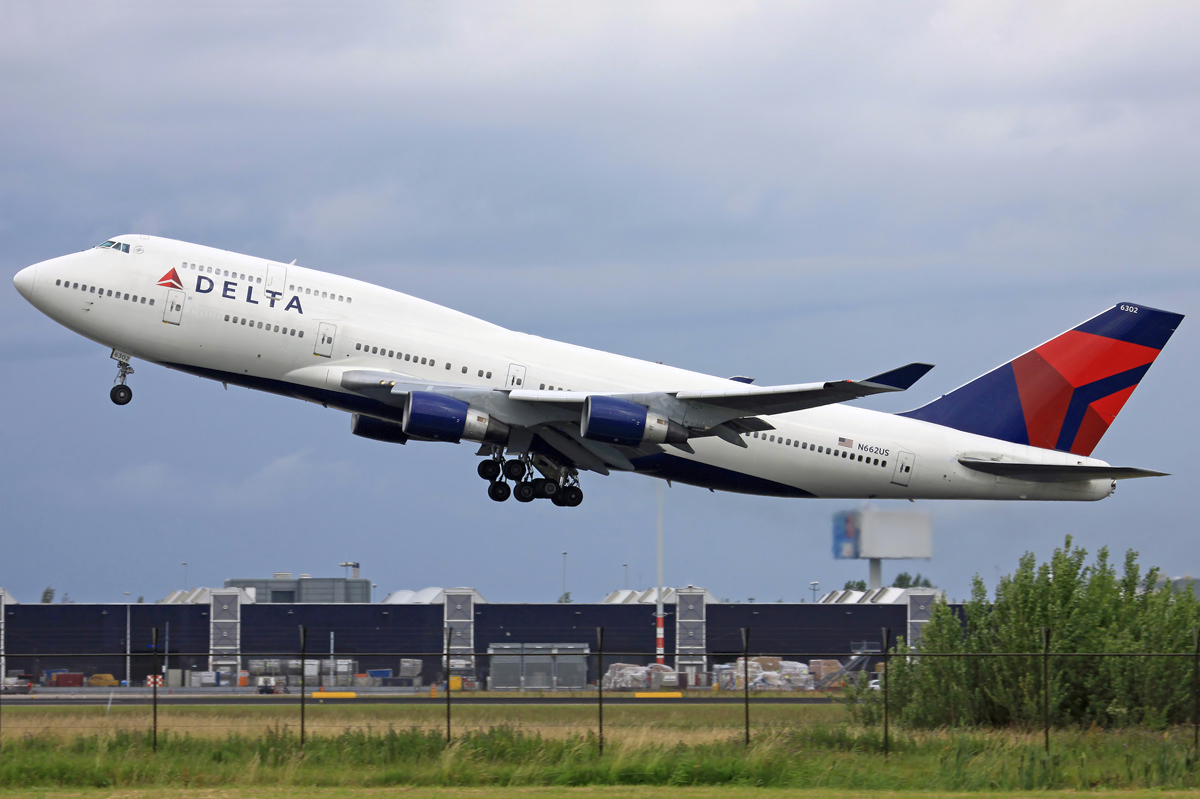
[0,704,1197,791]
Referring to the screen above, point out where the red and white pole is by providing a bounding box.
[656,613,665,664]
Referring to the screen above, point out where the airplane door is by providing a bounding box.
[163,290,185,325]
[505,363,527,388]
[891,451,916,487]
[314,322,336,358]
[266,264,287,296]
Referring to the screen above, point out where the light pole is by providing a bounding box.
[809,581,820,603]
[182,562,188,591]
[124,592,131,687]
[623,563,629,590]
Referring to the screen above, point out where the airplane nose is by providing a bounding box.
[13,264,36,302]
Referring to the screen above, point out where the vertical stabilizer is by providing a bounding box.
[901,303,1184,455]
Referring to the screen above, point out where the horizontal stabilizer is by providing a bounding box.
[958,458,1167,482]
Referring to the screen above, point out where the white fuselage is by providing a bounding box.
[13,235,1116,501]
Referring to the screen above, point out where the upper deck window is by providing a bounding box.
[95,240,130,253]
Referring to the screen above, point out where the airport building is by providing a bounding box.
[0,580,937,690]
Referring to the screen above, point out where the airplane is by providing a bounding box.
[12,234,1184,507]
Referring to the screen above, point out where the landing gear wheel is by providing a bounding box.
[487,481,511,502]
[477,460,501,481]
[532,478,558,499]
[110,384,133,406]
[562,486,584,507]
[502,460,527,481]
[513,482,536,502]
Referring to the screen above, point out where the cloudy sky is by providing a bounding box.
[2,2,1197,607]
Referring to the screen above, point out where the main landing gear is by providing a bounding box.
[110,352,135,406]
[477,453,583,507]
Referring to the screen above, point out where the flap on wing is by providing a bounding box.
[958,458,1168,482]
[674,363,934,416]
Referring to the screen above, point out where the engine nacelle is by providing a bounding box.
[351,414,409,444]
[580,396,689,447]
[402,391,509,444]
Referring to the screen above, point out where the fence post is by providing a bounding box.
[881,626,890,759]
[1192,628,1199,756]
[152,627,160,754]
[1041,627,1050,755]
[299,625,307,751]
[596,626,605,756]
[444,627,452,744]
[741,627,751,748]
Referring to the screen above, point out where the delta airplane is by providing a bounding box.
[13,235,1184,507]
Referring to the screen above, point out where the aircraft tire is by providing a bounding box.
[502,460,527,481]
[532,478,557,498]
[110,385,133,406]
[514,482,536,502]
[487,481,511,502]
[477,460,501,481]
[563,486,584,507]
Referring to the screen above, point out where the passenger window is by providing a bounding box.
[338,295,343,302]
[356,343,361,350]
[89,286,95,293]
[256,322,262,329]
[445,363,451,370]
[149,299,154,306]
[346,297,351,304]
[56,279,61,286]
[290,329,295,336]
[305,288,311,295]
[274,325,279,332]
[140,297,146,304]
[107,290,113,296]
[224,314,230,321]
[431,360,436,367]
[289,285,294,291]
[406,354,411,361]
[420,357,427,365]
[486,371,492,379]
[477,370,483,377]
[298,331,303,338]
[388,350,394,357]
[241,319,246,325]
[462,367,467,374]
[371,346,378,354]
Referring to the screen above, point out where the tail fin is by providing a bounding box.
[901,302,1184,455]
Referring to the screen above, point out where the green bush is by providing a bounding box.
[849,537,1200,728]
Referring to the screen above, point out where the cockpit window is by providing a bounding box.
[95,240,131,253]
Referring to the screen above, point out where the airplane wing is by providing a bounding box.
[335,362,932,474]
[958,458,1168,482]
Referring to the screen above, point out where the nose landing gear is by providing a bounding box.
[109,350,135,406]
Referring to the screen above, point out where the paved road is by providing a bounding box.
[5,693,836,707]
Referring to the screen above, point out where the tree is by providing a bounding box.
[41,586,55,603]
[892,572,932,589]
[556,592,572,604]
[844,580,867,591]
[850,537,1200,729]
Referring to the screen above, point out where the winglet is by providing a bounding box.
[861,363,935,391]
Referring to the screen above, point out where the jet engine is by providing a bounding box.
[350,414,409,444]
[581,396,689,447]
[402,391,509,444]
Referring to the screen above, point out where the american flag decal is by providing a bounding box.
[838,437,854,448]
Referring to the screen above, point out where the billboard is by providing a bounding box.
[833,509,932,560]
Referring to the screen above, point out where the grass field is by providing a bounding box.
[0,703,1196,791]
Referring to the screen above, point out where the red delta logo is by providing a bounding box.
[157,268,184,290]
